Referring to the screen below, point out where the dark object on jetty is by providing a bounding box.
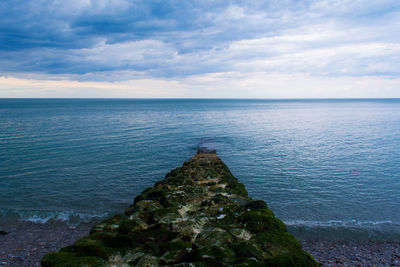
[197,139,216,154]
[42,151,319,266]
[0,230,8,235]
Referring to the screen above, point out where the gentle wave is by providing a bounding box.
[2,99,400,240]
[0,209,109,225]
[286,219,400,240]
[3,208,399,231]
[285,219,399,228]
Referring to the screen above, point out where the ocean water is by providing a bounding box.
[1,99,399,240]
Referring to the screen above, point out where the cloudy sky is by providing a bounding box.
[1,0,400,98]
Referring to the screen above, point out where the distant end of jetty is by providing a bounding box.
[42,151,319,266]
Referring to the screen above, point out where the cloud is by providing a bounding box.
[0,75,189,98]
[2,72,400,98]
[1,1,400,97]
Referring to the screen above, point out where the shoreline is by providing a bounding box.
[1,220,399,266]
[0,221,92,267]
[300,239,400,266]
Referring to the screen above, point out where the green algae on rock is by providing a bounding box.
[42,151,320,266]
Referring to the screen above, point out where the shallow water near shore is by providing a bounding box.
[1,98,400,240]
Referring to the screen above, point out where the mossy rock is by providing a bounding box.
[134,187,170,205]
[135,255,159,267]
[234,257,262,267]
[102,234,133,248]
[41,252,105,267]
[42,152,319,267]
[254,231,302,256]
[227,182,248,196]
[134,200,163,213]
[233,240,265,259]
[160,240,193,262]
[193,244,235,265]
[72,236,116,260]
[224,202,246,214]
[161,240,192,253]
[211,213,238,227]
[174,220,205,241]
[137,241,162,255]
[212,194,229,204]
[119,217,148,234]
[90,214,124,234]
[244,200,269,211]
[211,202,246,227]
[151,207,180,223]
[240,210,286,233]
[228,228,252,241]
[195,227,233,246]
[265,251,320,267]
[127,225,178,246]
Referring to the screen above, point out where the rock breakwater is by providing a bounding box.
[42,151,319,266]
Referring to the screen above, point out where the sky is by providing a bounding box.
[1,0,400,98]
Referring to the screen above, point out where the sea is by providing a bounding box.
[1,99,399,240]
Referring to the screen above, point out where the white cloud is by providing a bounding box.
[73,39,177,67]
[2,1,400,97]
[309,0,397,15]
[231,42,400,75]
[2,72,400,98]
[183,72,400,98]
[0,76,189,98]
[49,0,132,15]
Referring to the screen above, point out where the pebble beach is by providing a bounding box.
[0,221,91,267]
[301,239,400,267]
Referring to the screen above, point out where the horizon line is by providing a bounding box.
[1,97,400,100]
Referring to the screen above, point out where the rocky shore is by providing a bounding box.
[301,240,400,267]
[0,221,91,267]
[1,222,399,266]
[41,151,319,266]
[2,151,399,266]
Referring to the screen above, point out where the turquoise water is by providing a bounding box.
[1,99,400,239]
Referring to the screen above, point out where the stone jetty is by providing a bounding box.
[42,150,319,266]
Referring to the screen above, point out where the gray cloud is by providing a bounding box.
[1,0,400,80]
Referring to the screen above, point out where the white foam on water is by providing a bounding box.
[285,219,398,228]
[0,209,109,225]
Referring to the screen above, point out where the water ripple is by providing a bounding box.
[1,99,400,238]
